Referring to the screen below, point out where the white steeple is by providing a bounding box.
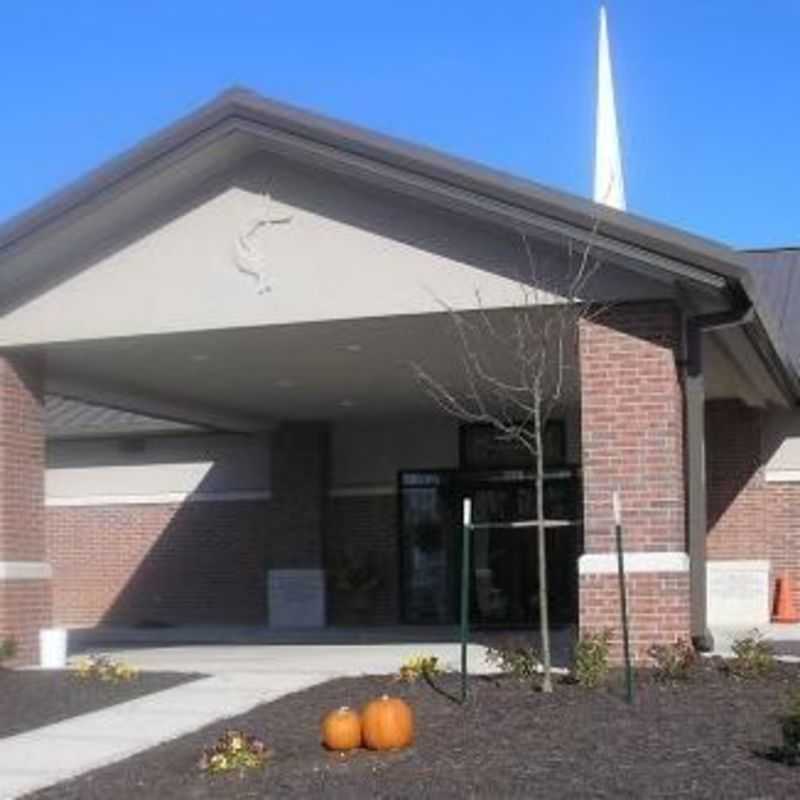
[594,6,626,210]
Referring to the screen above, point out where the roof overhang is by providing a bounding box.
[0,87,797,403]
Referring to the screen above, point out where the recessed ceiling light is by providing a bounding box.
[275,378,295,388]
[343,344,362,353]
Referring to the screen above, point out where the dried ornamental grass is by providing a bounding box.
[73,654,139,683]
[198,729,272,773]
[396,653,443,683]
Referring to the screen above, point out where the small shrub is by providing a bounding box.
[574,629,612,688]
[0,636,17,666]
[729,630,775,679]
[757,689,800,767]
[647,638,696,683]
[397,653,443,683]
[780,690,800,762]
[74,654,139,683]
[198,729,272,773]
[485,643,541,687]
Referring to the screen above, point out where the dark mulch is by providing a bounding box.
[0,669,200,739]
[773,640,800,657]
[28,661,800,799]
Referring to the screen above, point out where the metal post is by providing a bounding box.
[460,497,472,704]
[613,491,634,704]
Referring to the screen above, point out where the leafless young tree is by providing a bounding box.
[413,231,603,693]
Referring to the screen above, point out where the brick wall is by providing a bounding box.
[47,501,272,626]
[0,354,50,665]
[579,302,690,660]
[707,398,800,609]
[46,421,330,628]
[766,483,800,601]
[0,355,46,563]
[46,492,403,630]
[580,572,690,658]
[326,494,398,625]
[706,400,766,560]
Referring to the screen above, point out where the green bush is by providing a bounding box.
[759,689,800,767]
[485,643,541,688]
[730,630,775,679]
[0,636,16,666]
[574,629,612,688]
[647,638,696,683]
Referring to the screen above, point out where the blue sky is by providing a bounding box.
[1,1,797,248]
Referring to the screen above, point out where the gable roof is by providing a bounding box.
[0,87,798,402]
[741,248,800,376]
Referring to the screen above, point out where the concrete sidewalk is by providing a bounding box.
[0,641,494,799]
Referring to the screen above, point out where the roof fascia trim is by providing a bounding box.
[0,120,242,260]
[231,116,728,292]
[1,90,795,400]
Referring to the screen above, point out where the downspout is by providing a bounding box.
[683,284,754,651]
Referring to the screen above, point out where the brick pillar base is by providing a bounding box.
[579,303,690,662]
[580,568,690,662]
[0,354,50,666]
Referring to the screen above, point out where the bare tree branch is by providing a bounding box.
[410,228,610,694]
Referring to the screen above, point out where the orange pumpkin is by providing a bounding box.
[361,695,414,751]
[321,706,362,751]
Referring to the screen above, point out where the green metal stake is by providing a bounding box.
[613,490,635,705]
[460,497,472,704]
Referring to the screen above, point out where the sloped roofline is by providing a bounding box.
[0,86,797,400]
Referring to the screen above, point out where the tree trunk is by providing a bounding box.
[535,410,553,693]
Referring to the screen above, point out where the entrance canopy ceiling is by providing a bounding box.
[44,308,582,431]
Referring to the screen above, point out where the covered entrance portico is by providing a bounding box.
[0,89,796,665]
[0,296,767,664]
[37,306,585,639]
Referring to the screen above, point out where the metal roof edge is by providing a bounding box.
[0,86,796,401]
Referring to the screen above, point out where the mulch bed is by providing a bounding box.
[27,660,800,799]
[0,669,200,739]
[773,640,800,658]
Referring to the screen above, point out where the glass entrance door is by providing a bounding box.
[470,482,537,625]
[399,469,580,627]
[399,472,459,624]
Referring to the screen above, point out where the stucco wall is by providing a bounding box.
[331,416,459,490]
[45,417,460,501]
[0,153,672,347]
[46,434,271,503]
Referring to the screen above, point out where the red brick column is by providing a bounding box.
[579,302,690,662]
[0,354,51,665]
